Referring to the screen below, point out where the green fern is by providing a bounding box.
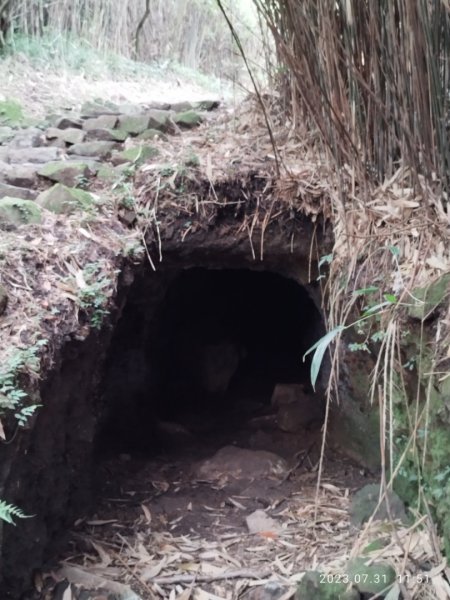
[0,500,30,525]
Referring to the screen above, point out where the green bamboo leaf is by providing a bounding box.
[383,294,397,304]
[362,301,391,317]
[353,287,379,296]
[304,326,345,390]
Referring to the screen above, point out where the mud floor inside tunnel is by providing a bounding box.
[19,266,376,600]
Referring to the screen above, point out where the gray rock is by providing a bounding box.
[96,163,130,183]
[146,109,173,131]
[195,446,288,481]
[272,384,325,432]
[54,116,83,129]
[117,103,144,116]
[170,101,194,112]
[148,101,171,110]
[0,162,38,187]
[174,110,203,128]
[83,115,118,131]
[118,109,172,135]
[85,128,128,142]
[37,183,96,215]
[110,145,159,166]
[7,147,61,164]
[350,484,407,527]
[46,127,86,145]
[246,509,280,534]
[38,161,94,187]
[0,126,14,144]
[8,127,46,148]
[67,141,116,158]
[117,114,152,135]
[81,100,120,118]
[243,582,288,600]
[0,181,37,201]
[0,197,42,225]
[137,128,168,142]
[0,284,7,316]
[194,99,220,111]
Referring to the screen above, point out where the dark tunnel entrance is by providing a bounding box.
[97,267,327,456]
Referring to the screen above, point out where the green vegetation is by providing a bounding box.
[0,98,24,126]
[0,0,263,85]
[0,341,46,525]
[0,340,46,429]
[0,500,30,525]
[77,262,114,329]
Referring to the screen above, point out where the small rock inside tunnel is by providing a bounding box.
[96,267,327,459]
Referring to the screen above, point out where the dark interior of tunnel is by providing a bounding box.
[96,267,326,455]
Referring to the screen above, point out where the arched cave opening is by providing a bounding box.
[96,267,327,457]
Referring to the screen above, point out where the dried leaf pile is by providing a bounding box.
[49,467,447,600]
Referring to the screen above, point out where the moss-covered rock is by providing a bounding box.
[37,184,96,215]
[408,273,450,320]
[80,100,119,118]
[117,110,171,135]
[85,128,128,142]
[194,99,220,111]
[111,145,159,166]
[96,163,131,182]
[46,127,86,145]
[174,110,203,128]
[137,128,168,142]
[82,115,118,131]
[296,571,359,600]
[350,483,407,526]
[67,141,117,158]
[0,197,42,225]
[329,345,381,470]
[347,558,396,596]
[38,162,94,187]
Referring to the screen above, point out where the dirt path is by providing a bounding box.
[25,401,372,600]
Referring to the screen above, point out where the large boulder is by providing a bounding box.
[0,197,42,225]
